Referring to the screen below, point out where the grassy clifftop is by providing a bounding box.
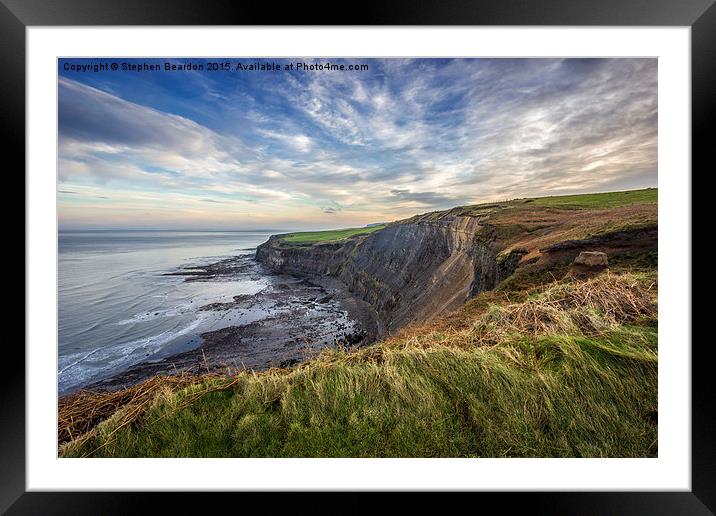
[271,189,657,274]
[408,188,657,260]
[59,189,658,458]
[276,224,386,246]
[272,188,657,250]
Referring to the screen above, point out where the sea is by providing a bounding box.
[58,230,279,394]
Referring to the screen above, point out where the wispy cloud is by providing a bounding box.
[321,201,343,214]
[58,58,657,229]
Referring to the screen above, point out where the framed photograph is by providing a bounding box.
[6,0,711,511]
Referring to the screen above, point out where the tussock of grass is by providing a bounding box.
[386,272,655,350]
[472,273,656,345]
[60,271,657,458]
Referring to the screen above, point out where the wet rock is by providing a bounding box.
[85,254,379,392]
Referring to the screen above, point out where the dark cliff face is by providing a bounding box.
[256,216,521,335]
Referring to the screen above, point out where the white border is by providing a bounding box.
[27,27,691,491]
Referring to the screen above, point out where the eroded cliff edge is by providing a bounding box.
[256,213,524,335]
[256,194,658,337]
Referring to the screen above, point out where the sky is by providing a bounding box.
[58,58,657,231]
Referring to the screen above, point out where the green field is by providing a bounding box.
[529,188,657,209]
[279,224,386,245]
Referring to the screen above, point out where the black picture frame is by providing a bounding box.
[4,0,710,512]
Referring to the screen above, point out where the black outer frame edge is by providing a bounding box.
[691,0,716,513]
[5,0,713,513]
[0,1,26,515]
[1,0,715,25]
[2,492,716,515]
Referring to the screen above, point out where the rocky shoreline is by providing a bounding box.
[84,254,379,392]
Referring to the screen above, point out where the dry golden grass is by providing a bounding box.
[474,272,656,342]
[376,272,656,351]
